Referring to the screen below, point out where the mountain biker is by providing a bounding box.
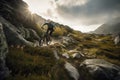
[40,20,55,45]
[41,20,55,36]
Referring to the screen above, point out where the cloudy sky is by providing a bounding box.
[23,0,120,32]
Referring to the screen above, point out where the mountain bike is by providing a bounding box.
[40,30,52,46]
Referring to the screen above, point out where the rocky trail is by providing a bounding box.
[0,0,120,80]
[48,36,120,80]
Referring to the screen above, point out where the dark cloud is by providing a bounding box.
[55,0,120,25]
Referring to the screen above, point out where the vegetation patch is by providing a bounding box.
[6,47,56,80]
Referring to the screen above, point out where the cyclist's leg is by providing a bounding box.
[46,34,50,45]
[44,33,47,45]
[46,29,49,35]
[43,32,48,45]
[39,38,42,46]
[49,29,54,36]
[49,30,54,42]
[45,32,51,45]
[45,29,53,45]
[41,32,47,46]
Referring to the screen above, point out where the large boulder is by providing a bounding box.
[80,59,120,80]
[65,62,80,80]
[0,23,9,80]
[0,16,34,46]
[29,29,40,40]
[51,61,80,80]
[18,26,40,41]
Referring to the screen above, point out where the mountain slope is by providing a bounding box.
[0,0,73,79]
[93,18,120,34]
[0,0,73,46]
[0,0,120,80]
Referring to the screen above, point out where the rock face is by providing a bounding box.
[0,0,43,47]
[28,29,40,40]
[80,59,120,80]
[18,26,40,40]
[0,23,9,80]
[0,16,34,46]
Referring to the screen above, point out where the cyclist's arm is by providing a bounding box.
[41,23,47,29]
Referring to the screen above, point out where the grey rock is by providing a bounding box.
[0,23,9,80]
[62,36,77,45]
[53,50,60,60]
[62,53,69,59]
[114,35,120,45]
[72,53,81,58]
[65,62,80,80]
[69,50,85,58]
[29,29,40,40]
[33,40,40,47]
[18,26,40,41]
[0,16,34,46]
[80,59,120,80]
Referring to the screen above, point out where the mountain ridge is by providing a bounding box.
[92,18,120,34]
